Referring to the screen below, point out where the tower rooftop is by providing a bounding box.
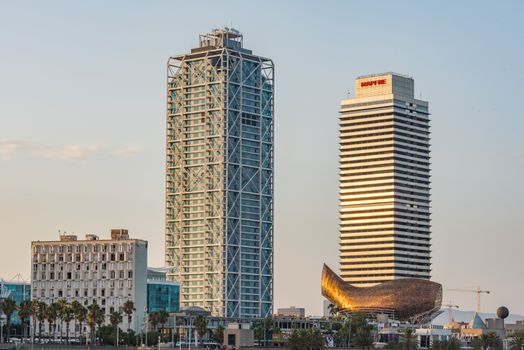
[199,27,243,49]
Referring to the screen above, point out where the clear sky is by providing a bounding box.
[1,1,523,316]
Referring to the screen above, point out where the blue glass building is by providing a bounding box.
[0,280,31,325]
[166,28,274,318]
[147,281,180,313]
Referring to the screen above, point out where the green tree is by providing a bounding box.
[211,325,225,344]
[70,300,83,342]
[386,342,401,350]
[33,300,47,343]
[156,310,169,340]
[353,324,374,350]
[0,298,17,342]
[109,311,123,345]
[46,302,60,340]
[448,337,461,350]
[148,312,159,332]
[479,332,501,350]
[87,304,104,345]
[61,302,74,344]
[288,328,324,350]
[400,329,418,350]
[509,331,524,350]
[261,316,273,346]
[328,303,341,320]
[122,300,135,331]
[56,298,68,342]
[472,337,483,350]
[195,314,208,345]
[480,333,491,350]
[17,300,31,340]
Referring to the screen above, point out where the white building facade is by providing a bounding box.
[31,229,147,334]
[339,73,432,286]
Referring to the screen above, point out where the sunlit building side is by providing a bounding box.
[339,73,431,286]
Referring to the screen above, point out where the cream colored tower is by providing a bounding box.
[339,73,431,286]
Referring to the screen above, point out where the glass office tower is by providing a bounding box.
[166,28,274,318]
[339,73,431,287]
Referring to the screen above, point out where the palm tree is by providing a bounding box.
[70,300,82,342]
[17,300,31,340]
[261,316,273,346]
[76,304,87,344]
[87,304,104,345]
[122,301,135,331]
[156,311,169,340]
[45,302,59,341]
[509,331,524,350]
[212,325,225,345]
[194,315,208,346]
[479,332,501,350]
[35,301,47,343]
[431,340,445,350]
[56,299,68,342]
[109,311,123,345]
[328,303,341,320]
[147,312,158,332]
[400,329,417,350]
[61,303,74,344]
[29,300,40,343]
[353,324,374,350]
[0,298,17,342]
[448,337,461,350]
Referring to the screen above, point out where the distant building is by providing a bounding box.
[224,323,255,348]
[0,279,31,325]
[277,306,305,318]
[31,230,147,333]
[339,73,432,286]
[323,299,331,318]
[146,267,180,313]
[147,267,167,282]
[506,320,524,336]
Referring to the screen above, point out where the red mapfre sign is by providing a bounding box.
[360,79,386,87]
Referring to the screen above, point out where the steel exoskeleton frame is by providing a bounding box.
[166,35,274,318]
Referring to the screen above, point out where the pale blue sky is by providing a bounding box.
[1,1,523,316]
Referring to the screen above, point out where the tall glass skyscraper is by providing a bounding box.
[165,28,274,318]
[339,73,431,287]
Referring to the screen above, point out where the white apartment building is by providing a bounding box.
[31,229,147,334]
[339,73,432,286]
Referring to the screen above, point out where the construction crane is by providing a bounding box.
[442,301,459,323]
[446,286,490,313]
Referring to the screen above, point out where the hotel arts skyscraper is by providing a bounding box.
[339,73,431,287]
[165,28,274,318]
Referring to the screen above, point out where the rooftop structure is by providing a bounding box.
[276,306,305,318]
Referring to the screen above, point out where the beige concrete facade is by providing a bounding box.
[31,231,147,333]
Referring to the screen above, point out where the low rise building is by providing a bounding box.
[224,323,255,348]
[277,306,305,318]
[146,267,180,313]
[0,278,31,325]
[31,229,147,334]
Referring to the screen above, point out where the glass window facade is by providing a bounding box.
[166,28,274,318]
[0,282,31,325]
[147,282,180,313]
